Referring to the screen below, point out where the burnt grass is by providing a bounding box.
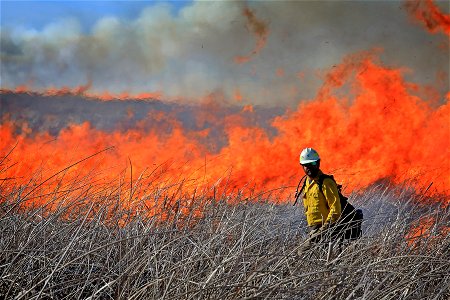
[0,181,449,299]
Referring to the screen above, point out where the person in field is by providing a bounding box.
[296,148,342,253]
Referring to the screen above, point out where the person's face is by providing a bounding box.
[302,161,320,178]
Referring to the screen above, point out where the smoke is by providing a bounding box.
[1,1,448,107]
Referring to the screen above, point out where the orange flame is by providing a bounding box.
[1,84,162,102]
[242,105,254,113]
[1,53,449,213]
[405,0,450,36]
[406,216,450,247]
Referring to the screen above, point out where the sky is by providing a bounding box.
[1,0,449,107]
[1,1,190,31]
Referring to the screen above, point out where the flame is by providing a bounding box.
[14,85,29,93]
[1,53,449,214]
[1,84,163,102]
[406,216,450,247]
[242,105,254,113]
[405,0,450,36]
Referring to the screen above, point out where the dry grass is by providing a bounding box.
[0,176,449,299]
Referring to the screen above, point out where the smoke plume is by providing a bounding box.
[1,1,448,107]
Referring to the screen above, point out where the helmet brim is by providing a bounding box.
[300,158,319,165]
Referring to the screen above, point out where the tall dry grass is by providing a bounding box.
[0,171,449,299]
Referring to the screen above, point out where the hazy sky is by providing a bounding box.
[1,0,449,107]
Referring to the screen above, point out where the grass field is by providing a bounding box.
[1,175,449,299]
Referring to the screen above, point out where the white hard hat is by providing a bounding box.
[299,148,320,164]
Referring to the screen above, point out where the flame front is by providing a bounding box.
[1,53,449,213]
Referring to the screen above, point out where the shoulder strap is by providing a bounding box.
[296,175,307,196]
[318,174,334,194]
[293,175,307,206]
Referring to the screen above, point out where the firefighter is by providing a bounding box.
[298,148,342,254]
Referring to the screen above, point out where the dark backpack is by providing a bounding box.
[294,174,363,240]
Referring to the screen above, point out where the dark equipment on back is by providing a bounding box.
[293,174,363,240]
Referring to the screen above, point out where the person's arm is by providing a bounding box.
[321,178,341,224]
